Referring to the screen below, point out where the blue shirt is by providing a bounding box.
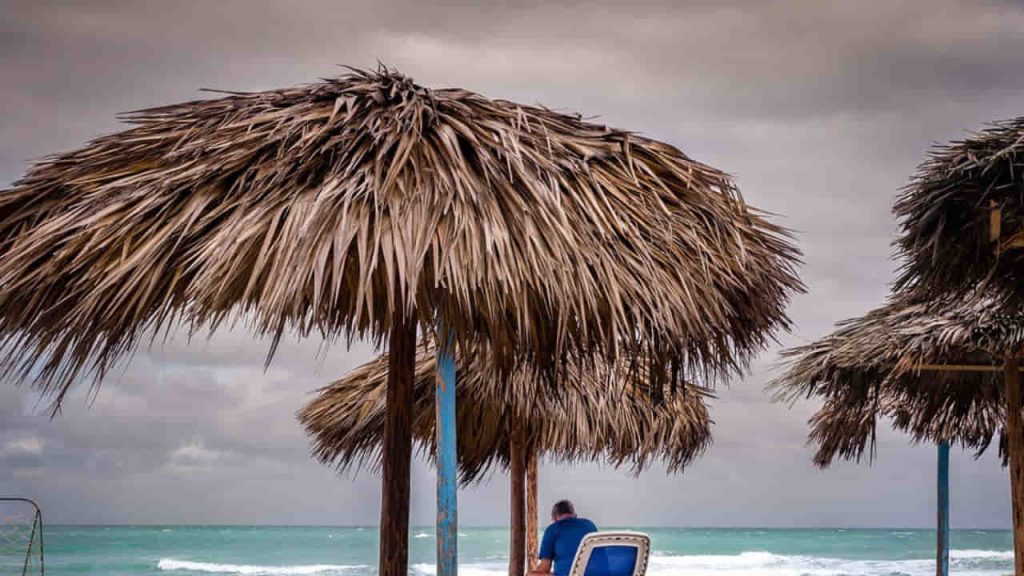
[538,516,598,576]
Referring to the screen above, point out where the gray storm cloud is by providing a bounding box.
[0,0,1015,527]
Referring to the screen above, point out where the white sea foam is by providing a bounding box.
[952,549,1014,559]
[157,559,365,575]
[413,531,433,539]
[411,561,509,576]
[652,549,1013,576]
[160,549,1013,576]
[410,549,1013,576]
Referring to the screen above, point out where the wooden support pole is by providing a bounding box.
[991,201,1003,243]
[509,422,528,576]
[526,444,539,567]
[916,364,1021,373]
[436,327,459,576]
[1005,358,1024,576]
[379,307,417,576]
[936,441,950,576]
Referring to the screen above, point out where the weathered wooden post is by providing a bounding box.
[526,446,539,566]
[509,423,528,576]
[436,331,458,576]
[1006,358,1024,576]
[936,440,949,576]
[380,309,417,576]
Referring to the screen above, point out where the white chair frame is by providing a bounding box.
[567,531,650,576]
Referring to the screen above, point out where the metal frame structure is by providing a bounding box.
[0,498,44,576]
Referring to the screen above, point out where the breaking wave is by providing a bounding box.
[409,549,1013,576]
[158,559,365,575]
[161,549,1012,576]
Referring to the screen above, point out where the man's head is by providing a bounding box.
[550,499,576,521]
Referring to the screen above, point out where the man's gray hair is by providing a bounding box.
[551,500,576,517]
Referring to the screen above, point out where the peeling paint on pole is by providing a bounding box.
[436,326,458,576]
[937,441,949,576]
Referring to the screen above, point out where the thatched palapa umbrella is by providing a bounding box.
[0,67,801,576]
[299,340,713,574]
[774,290,1018,576]
[774,292,1013,466]
[895,117,1024,298]
[892,117,1024,575]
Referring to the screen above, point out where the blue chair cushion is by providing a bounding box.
[583,545,638,576]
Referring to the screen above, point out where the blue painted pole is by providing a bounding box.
[436,327,458,576]
[937,441,950,576]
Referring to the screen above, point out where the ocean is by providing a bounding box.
[30,525,1013,575]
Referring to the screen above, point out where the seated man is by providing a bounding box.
[529,499,598,576]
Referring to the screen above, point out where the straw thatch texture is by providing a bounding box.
[895,117,1024,296]
[0,66,801,406]
[773,292,1020,467]
[299,341,714,482]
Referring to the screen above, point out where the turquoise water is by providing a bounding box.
[26,525,1015,575]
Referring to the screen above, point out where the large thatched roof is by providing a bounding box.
[299,341,714,482]
[773,292,1018,467]
[895,117,1024,296]
[0,66,800,406]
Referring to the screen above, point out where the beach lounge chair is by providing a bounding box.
[567,531,650,576]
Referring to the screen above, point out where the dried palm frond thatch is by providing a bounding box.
[895,117,1024,296]
[0,66,801,406]
[299,340,714,482]
[772,291,1021,467]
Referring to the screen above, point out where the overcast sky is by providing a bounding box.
[1,0,1021,528]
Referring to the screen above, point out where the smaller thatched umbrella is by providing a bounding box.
[774,291,1021,576]
[773,293,1012,465]
[895,116,1024,297]
[300,341,713,575]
